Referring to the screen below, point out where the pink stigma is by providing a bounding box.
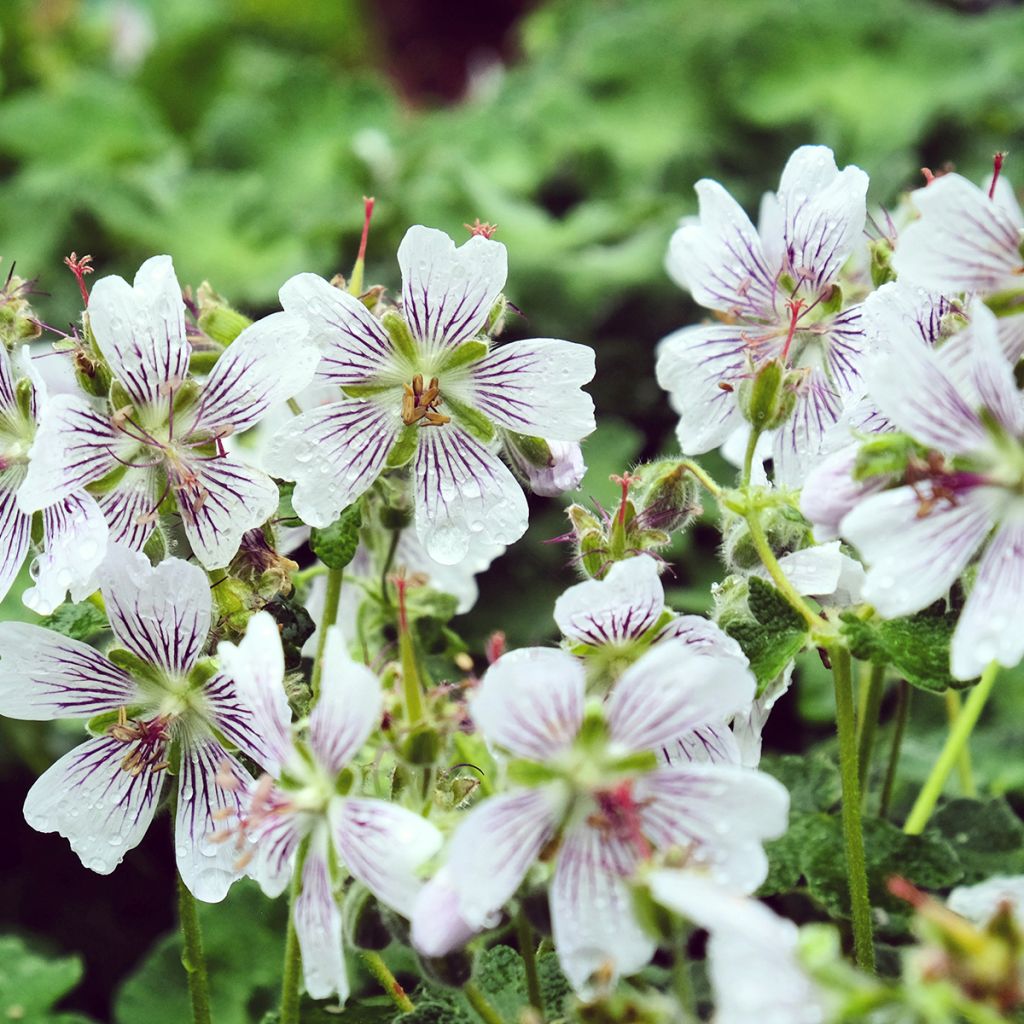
[464,218,499,239]
[64,252,94,306]
[780,298,805,362]
[610,472,639,529]
[358,196,376,265]
[989,151,1007,200]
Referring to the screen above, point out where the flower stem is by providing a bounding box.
[465,981,507,1024]
[177,872,213,1024]
[679,458,721,498]
[515,907,543,1013]
[879,680,910,819]
[310,568,343,700]
[944,689,976,797]
[831,645,874,972]
[280,838,310,1024]
[361,951,415,1013]
[904,663,998,835]
[856,663,887,798]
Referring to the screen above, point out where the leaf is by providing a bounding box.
[840,602,971,693]
[37,602,110,643]
[930,798,1024,886]
[310,502,363,570]
[760,752,841,814]
[0,936,96,1024]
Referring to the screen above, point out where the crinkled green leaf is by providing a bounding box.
[37,602,110,643]
[0,936,96,1024]
[761,752,842,815]
[930,798,1024,886]
[310,502,363,570]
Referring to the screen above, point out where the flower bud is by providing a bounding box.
[196,282,252,346]
[0,266,42,349]
[630,459,699,534]
[738,359,797,432]
[506,433,586,497]
[720,505,811,572]
[869,237,895,288]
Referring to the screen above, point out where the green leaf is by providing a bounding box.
[760,752,841,814]
[0,936,97,1024]
[840,602,971,693]
[930,798,1024,885]
[310,502,363,569]
[38,602,110,643]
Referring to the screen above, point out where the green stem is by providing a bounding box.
[856,663,887,798]
[310,568,343,700]
[904,663,999,835]
[831,645,874,972]
[177,873,213,1024]
[380,527,402,608]
[680,458,721,498]
[741,428,760,485]
[361,951,415,1013]
[291,563,328,588]
[465,981,507,1024]
[515,908,543,1013]
[944,689,976,797]
[879,680,910,819]
[279,839,309,1024]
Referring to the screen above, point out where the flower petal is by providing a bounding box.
[664,724,742,766]
[841,484,1001,618]
[772,368,841,487]
[96,465,160,552]
[0,621,137,719]
[411,867,481,957]
[394,528,504,615]
[550,821,656,994]
[87,255,191,408]
[295,832,348,1001]
[800,445,886,542]
[331,797,442,917]
[248,795,306,899]
[22,492,108,615]
[654,615,748,663]
[101,546,211,675]
[309,627,382,774]
[264,399,401,528]
[177,454,279,570]
[175,741,249,902]
[186,312,319,437]
[635,763,790,891]
[0,467,31,605]
[398,226,507,352]
[413,424,528,565]
[24,735,164,874]
[471,648,584,760]
[458,339,595,441]
[607,643,755,755]
[951,515,1024,680]
[966,301,1024,437]
[553,555,665,647]
[948,875,1024,926]
[280,272,404,385]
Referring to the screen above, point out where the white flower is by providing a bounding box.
[265,226,596,565]
[218,613,442,1002]
[506,438,586,497]
[948,875,1024,925]
[0,546,262,900]
[19,256,319,570]
[656,145,869,485]
[411,644,788,993]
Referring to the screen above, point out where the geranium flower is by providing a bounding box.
[0,346,108,613]
[0,547,262,900]
[410,643,788,992]
[217,612,442,1002]
[19,256,319,569]
[840,301,1024,679]
[265,226,596,564]
[656,145,869,484]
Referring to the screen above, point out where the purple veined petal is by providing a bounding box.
[19,394,121,511]
[177,453,279,570]
[821,305,866,397]
[0,466,31,605]
[413,423,529,565]
[455,339,595,441]
[471,648,584,760]
[967,301,1024,437]
[989,173,1024,229]
[24,734,165,874]
[951,513,1024,680]
[279,273,405,385]
[554,555,665,648]
[101,545,211,676]
[22,492,108,615]
[861,280,952,352]
[185,312,320,438]
[776,146,868,291]
[550,820,655,995]
[841,483,1002,619]
[0,621,138,719]
[445,788,563,928]
[894,174,1024,294]
[607,643,755,756]
[663,724,742,767]
[667,180,778,319]
[175,739,250,902]
[411,866,483,958]
[87,255,191,408]
[215,611,293,774]
[397,226,508,353]
[648,869,826,1024]
[654,615,748,664]
[0,344,18,412]
[204,669,278,777]
[800,444,886,542]
[264,398,402,529]
[635,763,789,892]
[248,793,308,899]
[655,324,747,455]
[331,798,442,917]
[998,314,1024,366]
[772,368,842,487]
[294,829,349,1002]
[96,464,161,553]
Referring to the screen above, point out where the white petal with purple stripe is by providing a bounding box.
[294,830,348,1001]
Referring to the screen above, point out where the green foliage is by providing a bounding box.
[37,602,109,643]
[930,798,1024,886]
[0,937,97,1024]
[310,502,364,570]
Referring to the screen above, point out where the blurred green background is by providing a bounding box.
[1,0,1024,1017]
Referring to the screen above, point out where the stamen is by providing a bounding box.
[989,151,1007,200]
[63,252,94,306]
[401,374,450,427]
[107,712,172,777]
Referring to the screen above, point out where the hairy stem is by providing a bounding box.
[310,568,343,700]
[177,873,213,1024]
[904,663,998,835]
[362,951,415,1013]
[680,458,721,498]
[516,907,543,1013]
[465,981,508,1024]
[745,511,825,631]
[280,837,310,1024]
[879,680,910,819]
[832,645,874,972]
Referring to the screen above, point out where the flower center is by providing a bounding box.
[587,780,652,859]
[107,708,172,776]
[401,373,450,427]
